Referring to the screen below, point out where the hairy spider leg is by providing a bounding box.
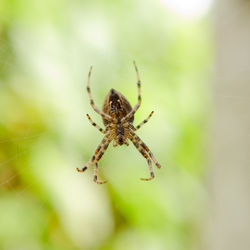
[93,137,112,184]
[86,66,114,122]
[86,114,105,134]
[121,61,141,122]
[76,132,112,172]
[94,162,107,184]
[135,111,154,130]
[129,133,154,181]
[130,131,162,169]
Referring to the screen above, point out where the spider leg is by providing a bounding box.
[76,132,111,172]
[141,144,162,169]
[93,161,107,184]
[92,137,112,184]
[129,134,154,181]
[121,61,141,122]
[135,111,154,130]
[86,114,105,134]
[130,131,162,169]
[86,66,114,122]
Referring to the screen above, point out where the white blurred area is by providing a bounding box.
[160,0,214,19]
[206,0,250,249]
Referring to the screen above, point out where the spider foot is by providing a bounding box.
[140,172,155,181]
[140,177,154,181]
[94,176,107,184]
[76,166,88,172]
[96,180,107,184]
[156,163,162,169]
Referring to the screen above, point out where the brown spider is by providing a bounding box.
[77,61,162,184]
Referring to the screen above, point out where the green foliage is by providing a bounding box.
[0,0,211,249]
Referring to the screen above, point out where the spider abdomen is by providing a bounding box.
[102,88,134,126]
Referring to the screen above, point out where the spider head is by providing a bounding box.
[116,123,125,145]
[117,136,124,145]
[116,135,129,146]
[115,123,130,146]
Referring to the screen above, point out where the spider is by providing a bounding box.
[77,61,162,184]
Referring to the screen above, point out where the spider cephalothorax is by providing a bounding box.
[77,61,162,184]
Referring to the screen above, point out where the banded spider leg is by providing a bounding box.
[86,65,115,122]
[129,131,161,181]
[77,131,112,183]
[121,61,142,123]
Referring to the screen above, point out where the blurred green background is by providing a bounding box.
[0,0,212,249]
